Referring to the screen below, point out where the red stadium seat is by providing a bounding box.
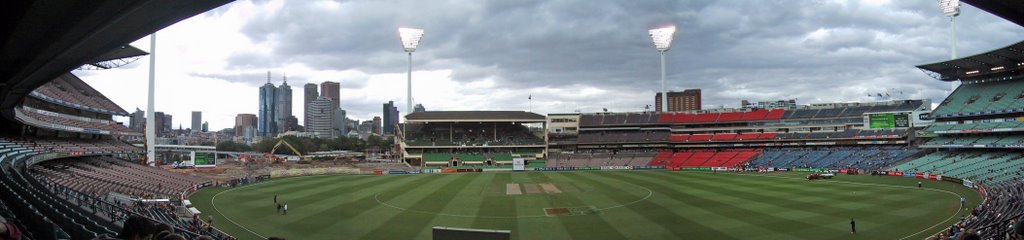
[693,113,719,122]
[717,112,743,122]
[740,109,769,120]
[765,109,785,119]
[689,134,713,141]
[711,133,737,141]
[657,113,674,123]
[673,113,695,123]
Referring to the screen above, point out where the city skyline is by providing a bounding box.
[73,0,1024,130]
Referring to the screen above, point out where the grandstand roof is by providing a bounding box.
[85,45,149,69]
[0,0,233,120]
[963,0,1024,28]
[30,73,129,115]
[405,111,546,123]
[916,40,1024,81]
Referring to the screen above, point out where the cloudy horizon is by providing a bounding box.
[74,0,1024,131]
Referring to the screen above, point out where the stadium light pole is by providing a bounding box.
[649,26,677,112]
[939,0,961,92]
[145,33,157,166]
[399,28,424,115]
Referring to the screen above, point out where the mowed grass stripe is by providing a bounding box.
[562,171,695,239]
[283,174,434,238]
[540,172,628,240]
[231,174,428,238]
[602,171,800,239]
[209,175,410,239]
[650,172,883,236]
[467,173,532,239]
[665,172,958,239]
[360,173,482,239]
[669,172,914,218]
[421,173,496,234]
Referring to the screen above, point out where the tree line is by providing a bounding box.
[215,135,394,155]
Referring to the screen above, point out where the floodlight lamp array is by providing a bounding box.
[399,28,424,52]
[648,26,676,52]
[938,0,961,17]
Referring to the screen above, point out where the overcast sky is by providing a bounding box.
[74,0,1024,131]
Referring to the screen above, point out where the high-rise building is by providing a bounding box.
[382,101,399,135]
[154,112,165,136]
[258,71,277,137]
[191,111,202,133]
[201,122,208,132]
[163,114,173,134]
[321,81,340,110]
[306,96,335,138]
[414,104,426,113]
[333,109,347,137]
[372,116,382,135]
[284,116,299,132]
[129,108,145,131]
[303,83,318,129]
[655,89,701,112]
[234,113,257,137]
[275,76,293,134]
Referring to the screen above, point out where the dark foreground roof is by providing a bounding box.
[916,40,1024,81]
[964,0,1024,28]
[0,0,233,120]
[406,111,546,122]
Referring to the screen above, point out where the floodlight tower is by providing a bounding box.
[939,0,961,91]
[145,33,157,166]
[649,26,677,112]
[399,28,424,115]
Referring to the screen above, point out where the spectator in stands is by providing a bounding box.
[956,230,981,240]
[117,215,156,240]
[0,216,23,240]
[1015,219,1023,236]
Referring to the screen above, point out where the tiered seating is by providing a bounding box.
[405,123,544,146]
[923,135,1024,146]
[649,149,763,168]
[782,100,922,119]
[578,113,659,126]
[29,73,128,115]
[891,150,1024,184]
[33,157,205,198]
[577,131,669,144]
[749,147,918,170]
[693,113,719,122]
[423,152,452,162]
[717,112,743,122]
[925,121,1024,132]
[17,107,136,134]
[667,132,779,142]
[657,109,786,124]
[456,152,486,162]
[932,79,1024,118]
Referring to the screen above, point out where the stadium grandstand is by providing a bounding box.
[885,32,1024,238]
[399,111,547,170]
[0,1,232,240]
[546,99,929,170]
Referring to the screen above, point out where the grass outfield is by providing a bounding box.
[189,171,981,240]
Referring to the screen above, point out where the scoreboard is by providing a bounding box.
[866,112,910,129]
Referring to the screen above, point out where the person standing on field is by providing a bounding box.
[850,218,856,234]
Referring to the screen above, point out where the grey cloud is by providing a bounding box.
[220,0,1022,118]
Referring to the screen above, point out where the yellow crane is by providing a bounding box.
[268,139,305,162]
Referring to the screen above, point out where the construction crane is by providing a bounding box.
[266,139,304,163]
